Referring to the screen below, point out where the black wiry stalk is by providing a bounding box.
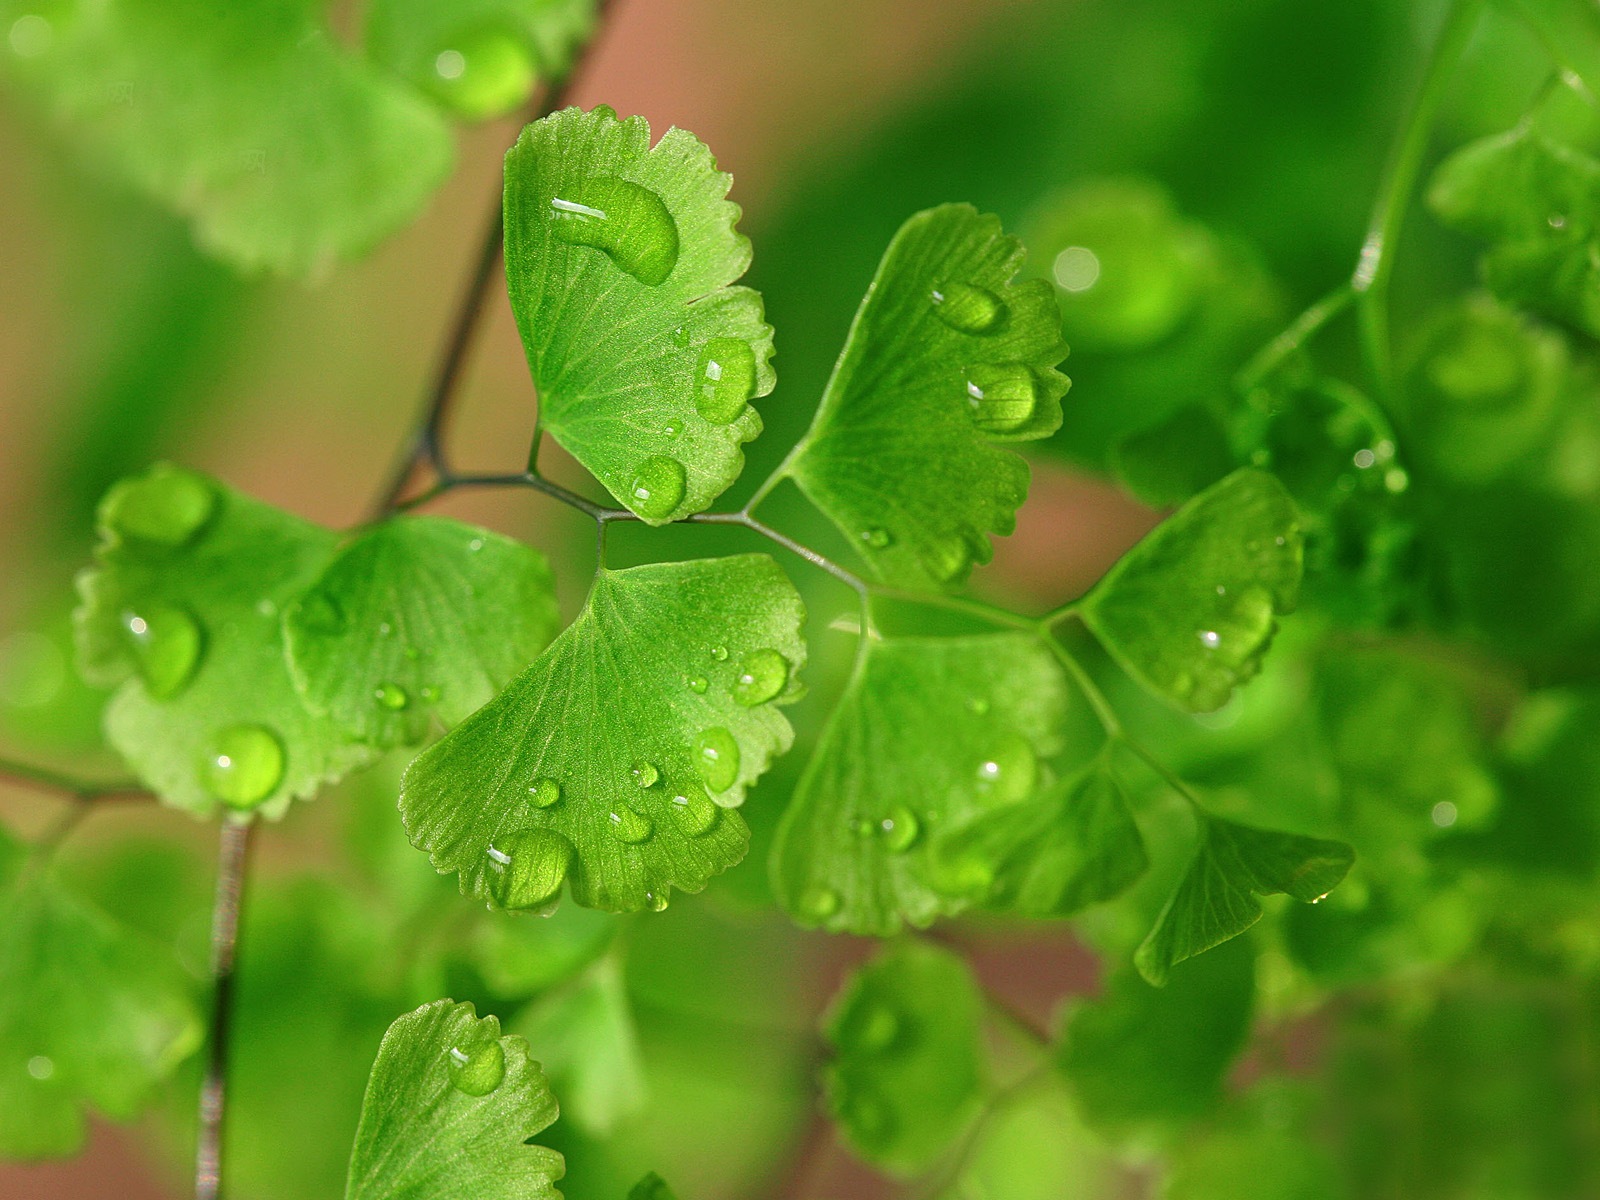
[195,818,256,1200]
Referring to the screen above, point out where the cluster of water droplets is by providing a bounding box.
[927,280,1043,436]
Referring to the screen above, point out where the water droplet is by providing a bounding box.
[628,455,687,520]
[709,645,729,662]
[447,1039,506,1095]
[963,364,1039,434]
[104,465,216,547]
[550,176,679,285]
[860,527,892,549]
[295,589,346,635]
[1216,585,1227,596]
[200,725,285,809]
[671,325,691,347]
[609,806,654,844]
[1550,212,1568,229]
[695,338,757,425]
[468,537,484,552]
[121,604,202,699]
[487,827,573,909]
[663,420,682,440]
[731,648,789,706]
[686,675,709,694]
[973,733,1037,807]
[419,684,441,703]
[631,760,660,788]
[669,790,719,836]
[1199,629,1221,649]
[26,1054,53,1080]
[528,777,561,808]
[927,535,975,583]
[375,682,409,710]
[931,281,1006,334]
[844,1000,901,1053]
[798,884,840,921]
[693,726,741,792]
[645,890,669,912]
[378,621,394,637]
[879,806,920,853]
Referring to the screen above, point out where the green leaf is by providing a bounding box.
[1,0,454,275]
[1135,815,1354,986]
[823,940,985,1176]
[345,999,564,1200]
[1058,936,1254,1128]
[75,463,370,818]
[503,106,774,523]
[366,0,595,121]
[770,633,1072,936]
[783,204,1069,588]
[1111,406,1236,507]
[0,856,202,1159]
[1079,468,1303,713]
[401,555,805,913]
[513,956,645,1135]
[285,515,560,750]
[929,757,1147,919]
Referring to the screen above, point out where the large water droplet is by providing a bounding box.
[447,1039,506,1096]
[932,282,1006,334]
[201,725,285,809]
[731,648,789,706]
[693,726,740,793]
[121,604,202,699]
[670,790,719,836]
[631,760,660,788]
[550,176,680,285]
[104,465,216,547]
[645,890,669,912]
[879,806,920,853]
[927,534,975,583]
[528,777,561,808]
[695,338,757,425]
[295,589,346,636]
[428,26,535,120]
[973,732,1037,807]
[798,884,840,921]
[963,364,1039,434]
[609,806,654,844]
[860,527,892,549]
[628,456,686,520]
[375,682,409,710]
[488,827,573,910]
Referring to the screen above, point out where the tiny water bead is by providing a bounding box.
[709,644,729,662]
[609,806,654,844]
[931,281,1007,334]
[669,790,719,836]
[631,760,660,788]
[686,675,709,695]
[645,890,669,912]
[694,338,757,425]
[104,465,216,547]
[1198,629,1221,649]
[294,589,346,635]
[375,682,409,710]
[550,176,680,285]
[628,456,686,520]
[973,733,1037,807]
[428,26,536,119]
[200,724,285,809]
[860,527,892,549]
[693,726,740,792]
[663,420,682,440]
[528,777,561,808]
[419,684,441,704]
[121,604,202,700]
[447,1039,506,1096]
[879,806,920,853]
[731,648,789,706]
[963,364,1039,434]
[487,828,573,910]
[798,884,840,921]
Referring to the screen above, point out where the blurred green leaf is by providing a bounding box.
[1112,405,1236,507]
[514,956,645,1136]
[627,1172,678,1200]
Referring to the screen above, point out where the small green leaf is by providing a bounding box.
[345,999,564,1200]
[285,516,559,750]
[1,0,454,274]
[513,957,644,1135]
[75,464,370,817]
[367,0,595,121]
[1079,468,1303,713]
[823,941,984,1176]
[1058,936,1254,1128]
[1136,816,1354,986]
[0,853,202,1159]
[504,106,774,522]
[770,633,1071,936]
[1112,406,1236,507]
[930,758,1147,918]
[401,556,805,913]
[784,204,1069,588]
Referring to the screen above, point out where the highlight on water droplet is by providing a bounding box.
[663,420,683,440]
[686,674,709,694]
[1198,629,1221,649]
[670,789,719,836]
[487,827,574,910]
[121,604,202,700]
[609,806,654,844]
[550,175,680,285]
[798,884,840,921]
[200,724,285,809]
[693,726,740,792]
[973,732,1037,807]
[632,760,660,788]
[419,684,441,703]
[375,682,409,710]
[104,464,216,547]
[860,527,892,549]
[694,338,757,424]
[879,806,920,853]
[962,364,1039,434]
[931,281,1006,334]
[447,1038,506,1096]
[528,777,561,808]
[731,648,789,707]
[628,455,687,520]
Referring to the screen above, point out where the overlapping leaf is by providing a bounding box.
[770,633,1071,935]
[285,515,559,750]
[784,204,1070,588]
[345,1000,564,1200]
[75,464,370,817]
[504,106,774,522]
[1079,468,1303,713]
[401,556,805,913]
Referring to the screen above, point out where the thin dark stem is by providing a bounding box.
[195,818,257,1200]
[0,756,148,802]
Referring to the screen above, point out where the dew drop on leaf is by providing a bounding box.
[446,1039,506,1096]
[609,807,654,844]
[694,337,757,424]
[104,465,216,547]
[487,827,573,910]
[693,726,741,793]
[645,890,668,912]
[121,604,202,699]
[879,806,920,853]
[731,648,789,706]
[419,684,441,704]
[663,420,682,440]
[550,176,680,285]
[860,527,892,549]
[798,884,840,921]
[931,281,1006,334]
[628,455,686,520]
[669,790,719,836]
[963,364,1039,433]
[973,732,1037,807]
[528,777,561,809]
[709,644,729,662]
[686,674,709,694]
[1198,629,1221,649]
[375,682,409,710]
[631,760,660,788]
[200,724,285,809]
